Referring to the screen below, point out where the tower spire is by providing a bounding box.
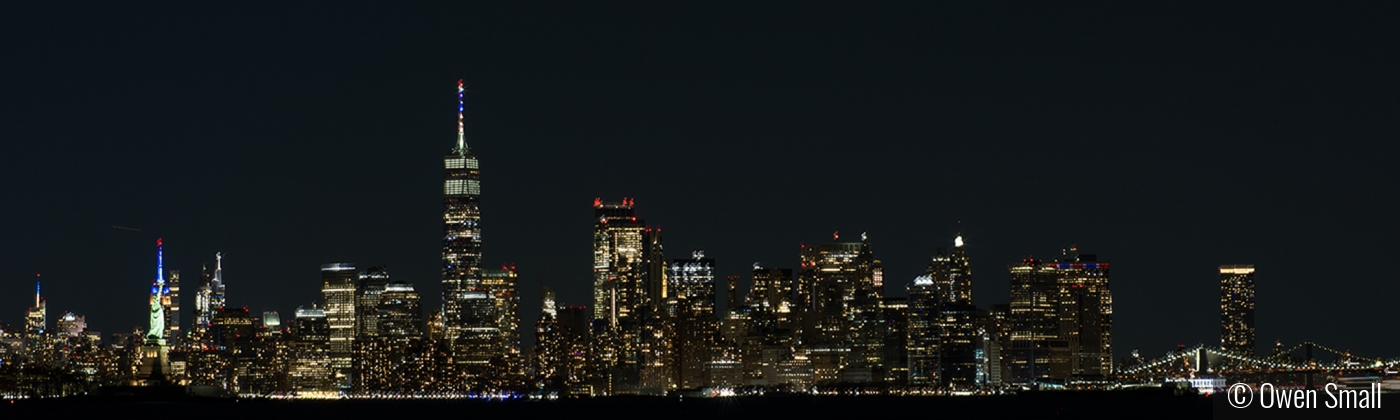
[35,274,40,308]
[156,238,165,284]
[457,79,466,153]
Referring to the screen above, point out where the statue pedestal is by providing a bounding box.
[137,340,173,386]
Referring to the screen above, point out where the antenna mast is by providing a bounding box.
[156,238,165,283]
[457,79,466,153]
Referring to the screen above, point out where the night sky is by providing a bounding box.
[4,3,1398,361]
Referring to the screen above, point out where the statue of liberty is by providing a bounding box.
[138,238,172,385]
[147,290,165,345]
[146,238,167,345]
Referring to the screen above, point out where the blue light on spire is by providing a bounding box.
[156,238,165,284]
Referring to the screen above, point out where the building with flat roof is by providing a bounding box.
[1220,264,1256,356]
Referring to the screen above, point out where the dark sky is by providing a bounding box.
[3,3,1398,361]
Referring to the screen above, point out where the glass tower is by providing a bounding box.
[443,79,483,350]
[321,263,357,374]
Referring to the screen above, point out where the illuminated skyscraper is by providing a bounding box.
[482,266,524,388]
[1050,248,1112,378]
[938,304,979,388]
[592,198,647,326]
[262,311,281,331]
[191,253,227,349]
[211,253,227,311]
[167,269,180,347]
[456,290,499,374]
[57,312,85,337]
[747,265,793,316]
[443,79,484,351]
[195,266,213,328]
[1220,264,1255,356]
[590,198,664,393]
[668,251,716,390]
[927,235,972,305]
[355,275,425,394]
[291,305,334,395]
[797,233,884,383]
[1008,259,1059,342]
[356,266,390,338]
[668,251,717,318]
[928,235,977,389]
[1007,258,1067,384]
[482,266,521,360]
[882,297,910,385]
[378,280,423,339]
[906,275,939,386]
[533,287,559,383]
[642,227,666,316]
[321,263,357,377]
[24,275,46,361]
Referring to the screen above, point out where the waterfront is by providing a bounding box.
[6,394,1213,419]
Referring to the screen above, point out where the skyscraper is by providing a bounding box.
[1220,264,1256,356]
[906,275,939,386]
[356,266,390,338]
[590,198,664,393]
[211,253,227,311]
[321,263,357,377]
[668,251,717,390]
[1050,248,1112,378]
[592,198,647,326]
[482,266,522,360]
[928,235,978,389]
[56,312,86,337]
[25,275,46,361]
[927,235,972,305]
[1008,259,1059,341]
[167,269,180,347]
[355,274,425,394]
[1007,258,1068,384]
[668,251,717,318]
[443,79,484,351]
[797,234,884,383]
[188,254,227,353]
[456,290,499,374]
[747,265,794,316]
[882,297,910,386]
[533,287,565,389]
[482,266,524,387]
[291,305,334,395]
[195,266,212,329]
[378,280,423,339]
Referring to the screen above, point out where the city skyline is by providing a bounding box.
[5,2,1399,369]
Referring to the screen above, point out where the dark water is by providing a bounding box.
[6,395,1213,420]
